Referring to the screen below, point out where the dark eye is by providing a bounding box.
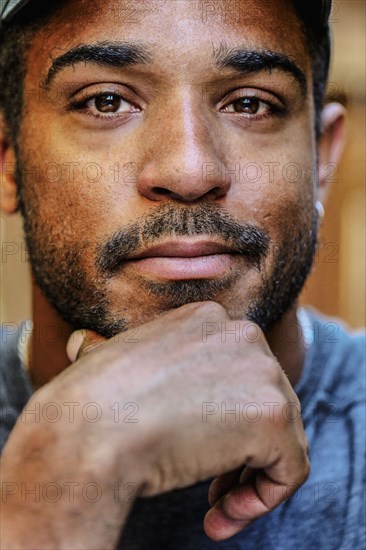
[224,97,268,115]
[231,97,260,114]
[91,93,131,113]
[94,94,123,112]
[73,92,139,116]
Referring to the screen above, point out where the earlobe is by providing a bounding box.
[0,120,19,214]
[317,102,346,204]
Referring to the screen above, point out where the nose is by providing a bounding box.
[136,92,230,203]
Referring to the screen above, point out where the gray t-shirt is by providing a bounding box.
[1,309,365,549]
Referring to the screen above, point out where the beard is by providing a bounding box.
[16,157,318,339]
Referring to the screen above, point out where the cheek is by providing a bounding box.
[225,129,315,235]
[19,121,141,241]
[251,173,314,243]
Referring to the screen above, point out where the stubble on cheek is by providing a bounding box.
[14,135,318,336]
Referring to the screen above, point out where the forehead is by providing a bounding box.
[26,0,311,82]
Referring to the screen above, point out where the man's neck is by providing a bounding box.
[29,285,74,388]
[265,306,306,387]
[28,284,306,389]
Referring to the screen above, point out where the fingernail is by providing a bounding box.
[66,330,86,363]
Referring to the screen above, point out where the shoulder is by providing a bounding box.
[0,322,23,390]
[0,322,34,452]
[293,310,365,549]
[297,308,365,414]
[312,309,364,389]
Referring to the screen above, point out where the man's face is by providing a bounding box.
[16,0,318,336]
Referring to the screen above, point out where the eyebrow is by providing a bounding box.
[214,44,308,96]
[43,41,151,88]
[43,40,308,97]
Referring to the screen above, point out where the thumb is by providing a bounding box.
[66,329,107,363]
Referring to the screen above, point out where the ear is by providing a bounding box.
[317,102,346,205]
[0,115,19,214]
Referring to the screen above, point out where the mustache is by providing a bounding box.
[96,203,270,277]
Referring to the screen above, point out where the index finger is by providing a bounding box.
[204,462,309,541]
[66,329,107,362]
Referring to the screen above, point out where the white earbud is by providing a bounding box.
[316,201,325,219]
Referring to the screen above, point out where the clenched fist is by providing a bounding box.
[1,302,309,549]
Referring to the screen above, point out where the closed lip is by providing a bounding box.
[127,240,240,259]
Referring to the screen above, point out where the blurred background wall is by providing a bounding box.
[1,0,365,328]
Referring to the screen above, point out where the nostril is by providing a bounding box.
[151,186,226,201]
[200,186,227,200]
[152,187,171,196]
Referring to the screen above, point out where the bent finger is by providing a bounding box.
[208,466,250,507]
[203,469,303,541]
[66,329,107,362]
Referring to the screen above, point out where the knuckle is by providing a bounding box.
[162,301,225,328]
[195,300,227,316]
[240,320,265,344]
[254,359,287,390]
[77,340,104,360]
[297,453,311,485]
